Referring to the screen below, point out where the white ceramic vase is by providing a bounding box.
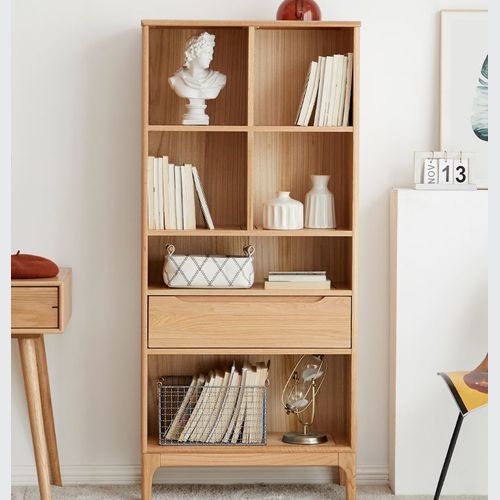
[263,191,304,230]
[305,175,336,229]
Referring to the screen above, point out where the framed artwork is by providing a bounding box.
[440,10,488,188]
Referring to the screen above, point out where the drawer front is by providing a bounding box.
[148,296,351,349]
[11,287,59,329]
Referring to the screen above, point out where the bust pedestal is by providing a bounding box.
[183,98,209,125]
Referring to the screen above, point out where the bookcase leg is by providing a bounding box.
[142,454,160,500]
[339,465,346,486]
[339,452,356,500]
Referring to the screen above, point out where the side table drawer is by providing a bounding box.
[11,287,59,329]
[148,296,351,349]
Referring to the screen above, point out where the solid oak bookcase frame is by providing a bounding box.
[141,20,359,499]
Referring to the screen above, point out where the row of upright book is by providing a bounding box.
[296,53,353,127]
[147,156,214,231]
[161,362,269,445]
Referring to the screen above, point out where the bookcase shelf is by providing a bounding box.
[147,125,354,132]
[146,432,350,455]
[147,282,352,296]
[147,227,353,237]
[146,348,353,355]
[142,20,359,500]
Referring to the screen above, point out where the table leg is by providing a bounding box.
[18,337,52,500]
[35,336,62,486]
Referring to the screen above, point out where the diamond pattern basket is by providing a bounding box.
[163,244,255,288]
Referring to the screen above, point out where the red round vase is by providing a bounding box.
[276,0,322,21]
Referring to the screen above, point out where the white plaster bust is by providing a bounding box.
[169,32,227,125]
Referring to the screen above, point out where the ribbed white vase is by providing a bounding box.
[305,175,336,229]
[263,191,304,230]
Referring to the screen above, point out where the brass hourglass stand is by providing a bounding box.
[281,355,327,445]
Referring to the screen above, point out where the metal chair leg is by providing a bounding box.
[434,413,464,500]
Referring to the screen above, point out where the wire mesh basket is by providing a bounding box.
[158,376,267,446]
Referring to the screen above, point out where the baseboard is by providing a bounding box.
[11,464,389,486]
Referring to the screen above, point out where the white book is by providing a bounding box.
[161,156,170,229]
[296,61,318,126]
[166,375,205,441]
[157,157,165,230]
[223,363,250,443]
[189,371,224,442]
[342,53,353,127]
[153,158,160,230]
[295,64,309,125]
[165,375,196,441]
[167,164,176,229]
[174,165,183,230]
[207,368,242,443]
[318,56,334,126]
[336,56,348,126]
[199,370,231,442]
[326,55,340,126]
[265,279,331,290]
[313,57,327,127]
[331,54,345,127]
[181,164,196,230]
[241,366,258,444]
[268,271,327,282]
[303,58,322,126]
[147,157,154,230]
[192,166,215,230]
[252,362,269,443]
[179,371,214,442]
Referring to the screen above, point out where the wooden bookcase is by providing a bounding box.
[141,20,359,499]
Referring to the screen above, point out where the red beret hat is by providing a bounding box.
[11,252,60,279]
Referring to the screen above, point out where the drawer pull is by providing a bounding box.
[173,296,327,305]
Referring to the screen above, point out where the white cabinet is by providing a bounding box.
[390,188,487,495]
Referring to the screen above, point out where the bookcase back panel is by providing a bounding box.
[149,27,248,125]
[147,236,351,289]
[249,236,351,287]
[149,131,247,228]
[253,132,353,230]
[148,354,350,444]
[254,28,354,126]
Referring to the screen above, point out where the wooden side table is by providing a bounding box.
[12,268,72,500]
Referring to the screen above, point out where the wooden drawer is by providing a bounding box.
[11,287,59,329]
[148,296,351,349]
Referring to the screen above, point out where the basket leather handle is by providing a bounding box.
[165,244,176,256]
[244,245,255,257]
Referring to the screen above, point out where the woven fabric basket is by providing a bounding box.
[163,244,255,288]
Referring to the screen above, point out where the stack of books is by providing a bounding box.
[163,362,269,445]
[147,156,214,230]
[264,271,330,290]
[295,53,353,127]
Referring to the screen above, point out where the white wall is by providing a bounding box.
[11,0,488,488]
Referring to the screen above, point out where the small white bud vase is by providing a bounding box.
[305,175,336,229]
[263,191,304,230]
